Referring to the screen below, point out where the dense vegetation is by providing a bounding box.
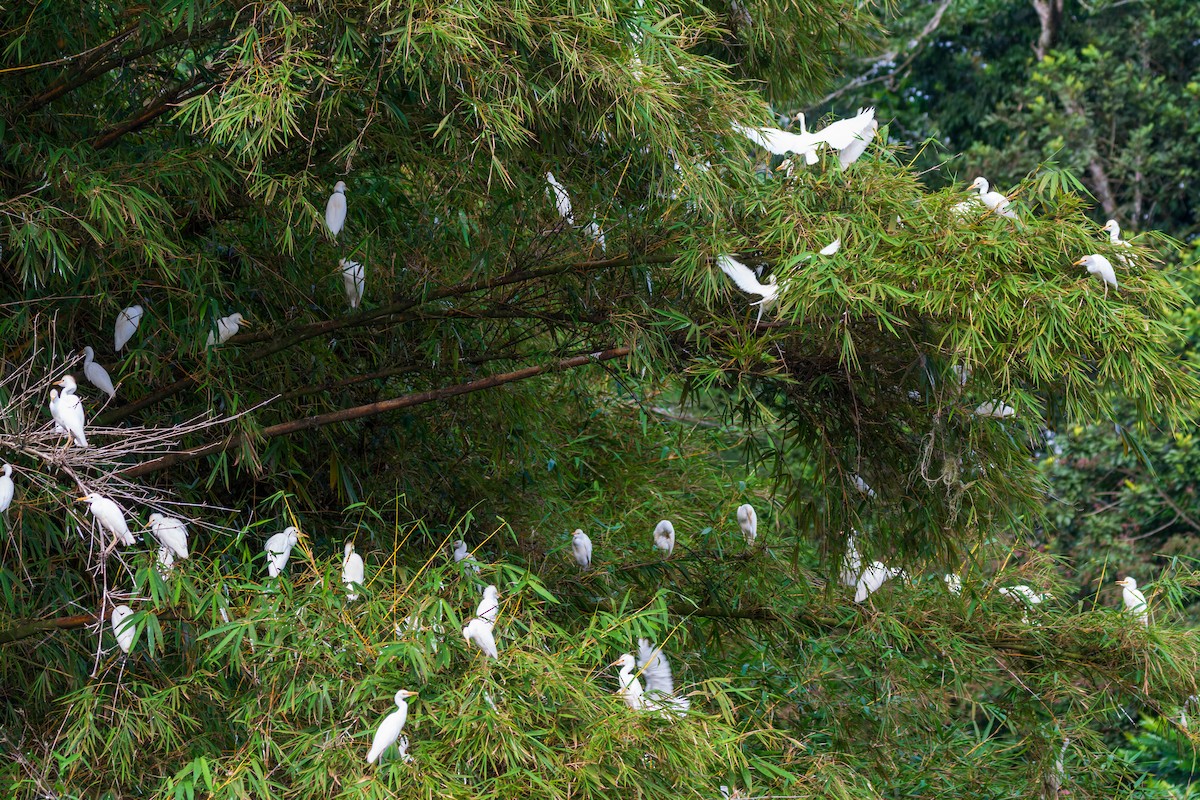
[2,1,1198,798]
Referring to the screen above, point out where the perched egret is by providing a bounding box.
[966,177,1018,220]
[1074,254,1118,291]
[325,181,347,239]
[82,347,116,399]
[1115,576,1148,626]
[840,532,863,587]
[852,474,876,498]
[545,172,574,225]
[342,542,364,601]
[717,254,780,326]
[944,573,963,595]
[111,604,136,654]
[0,465,12,513]
[147,513,189,560]
[854,561,904,603]
[156,545,176,576]
[463,616,499,659]
[475,584,499,627]
[264,526,299,577]
[77,493,134,546]
[340,259,365,309]
[47,391,65,434]
[1100,220,1135,266]
[452,540,481,573]
[1000,584,1050,623]
[366,689,419,765]
[612,653,645,710]
[584,219,606,252]
[974,400,1016,418]
[653,519,675,556]
[572,529,593,569]
[811,108,877,168]
[736,503,757,546]
[819,238,841,256]
[637,638,690,716]
[732,121,824,165]
[51,375,88,447]
[114,305,144,352]
[206,313,248,347]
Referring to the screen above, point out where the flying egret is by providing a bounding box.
[340,259,365,309]
[966,177,1018,220]
[366,689,419,765]
[463,616,498,659]
[264,526,299,577]
[342,542,364,601]
[114,305,144,352]
[1074,254,1118,292]
[944,574,963,595]
[453,540,481,573]
[637,638,690,716]
[111,605,136,654]
[840,532,863,587]
[51,375,88,447]
[732,121,824,165]
[736,503,757,545]
[325,181,347,239]
[0,465,12,513]
[717,254,780,326]
[572,529,593,569]
[147,513,189,560]
[819,238,841,256]
[82,347,116,399]
[826,111,878,168]
[545,172,574,225]
[852,474,876,498]
[612,653,645,710]
[974,400,1016,418]
[653,519,675,556]
[475,584,499,627]
[854,561,904,603]
[206,313,248,347]
[77,493,134,546]
[1115,576,1148,626]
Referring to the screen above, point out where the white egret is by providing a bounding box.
[653,519,675,556]
[1000,584,1050,623]
[343,542,364,601]
[826,111,878,168]
[0,465,12,514]
[77,493,134,546]
[736,503,757,546]
[156,545,176,576]
[48,390,65,434]
[611,653,645,710]
[51,375,88,447]
[637,638,690,716]
[819,238,841,256]
[325,181,347,239]
[463,616,498,659]
[732,121,824,165]
[82,347,116,399]
[974,400,1015,418]
[852,474,876,498]
[114,305,144,352]
[584,219,606,252]
[366,689,419,765]
[1115,576,1148,626]
[854,561,904,603]
[1074,254,1118,291]
[340,259,365,309]
[111,604,136,654]
[147,513,188,560]
[840,532,863,587]
[264,526,299,578]
[475,584,499,627]
[206,313,248,347]
[1101,220,1135,266]
[944,573,963,595]
[572,529,593,569]
[966,177,1017,220]
[545,172,574,225]
[717,254,780,325]
[452,540,481,573]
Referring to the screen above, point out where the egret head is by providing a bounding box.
[50,389,59,403]
[654,520,674,537]
[229,313,247,326]
[75,493,99,504]
[1116,577,1137,589]
[344,541,355,558]
[395,689,418,704]
[453,540,466,552]
[54,375,77,391]
[1102,219,1119,235]
[482,584,498,601]
[968,176,989,194]
[148,513,163,525]
[83,346,95,361]
[283,526,299,545]
[611,653,636,669]
[333,180,347,194]
[1,464,10,477]
[1074,254,1110,275]
[572,529,586,541]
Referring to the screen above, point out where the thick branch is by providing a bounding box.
[1031,0,1064,61]
[120,346,632,478]
[93,77,207,150]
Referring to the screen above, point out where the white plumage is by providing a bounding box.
[0,464,12,514]
[717,254,780,325]
[852,474,876,498]
[463,616,498,659]
[736,503,757,545]
[157,545,176,576]
[82,347,116,399]
[572,529,593,568]
[77,493,134,546]
[653,519,675,556]
[944,573,963,595]
[343,541,365,601]
[813,108,877,168]
[340,259,365,309]
[111,604,136,654]
[636,640,690,716]
[967,177,1017,219]
[51,375,88,447]
[584,219,606,252]
[840,532,863,587]
[819,238,841,256]
[475,584,499,627]
[1101,220,1135,266]
[1075,254,1118,291]
[1116,576,1148,626]
[366,689,417,765]
[453,540,481,573]
[325,181,347,239]
[264,526,299,577]
[147,513,189,560]
[114,305,144,352]
[612,653,645,710]
[545,172,574,225]
[206,313,247,347]
[732,121,824,165]
[854,561,904,603]
[974,400,1016,418]
[1000,584,1051,624]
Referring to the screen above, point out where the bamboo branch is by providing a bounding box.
[93,77,208,150]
